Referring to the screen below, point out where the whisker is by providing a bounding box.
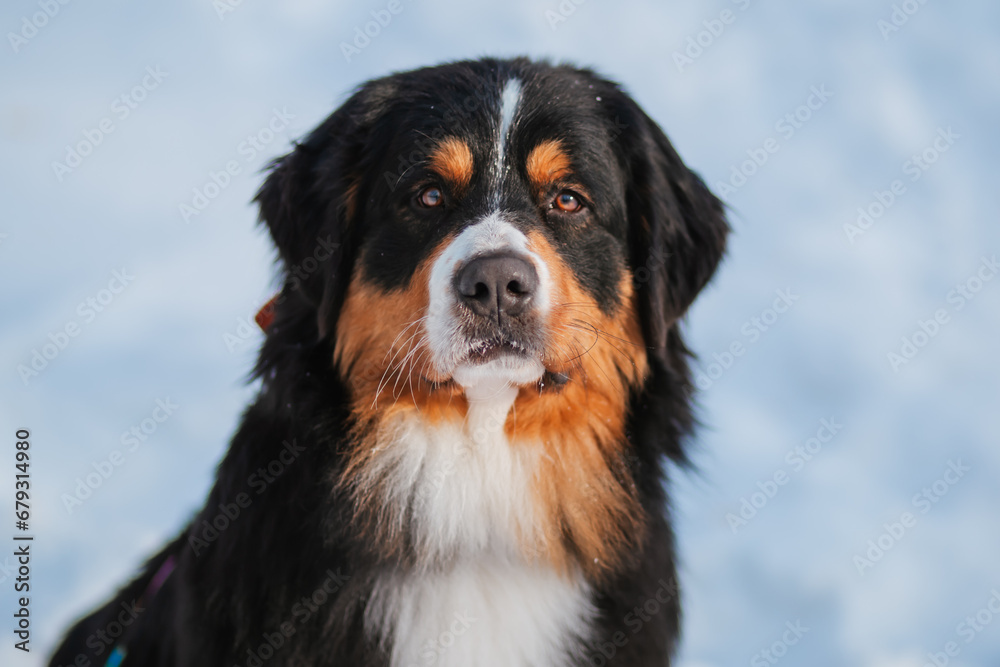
[544,323,590,366]
[392,340,427,400]
[382,317,427,364]
[373,321,426,409]
[406,348,433,411]
[572,325,631,397]
[374,321,421,392]
[566,320,640,371]
[555,301,603,310]
[567,318,643,348]
[545,324,591,376]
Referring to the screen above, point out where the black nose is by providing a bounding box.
[454,253,539,320]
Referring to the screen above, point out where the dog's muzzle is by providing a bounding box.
[426,216,550,390]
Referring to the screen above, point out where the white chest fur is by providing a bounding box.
[360,382,595,666]
[367,559,593,667]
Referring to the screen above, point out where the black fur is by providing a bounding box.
[49,57,727,667]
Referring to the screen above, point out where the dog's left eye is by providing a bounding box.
[553,190,583,213]
[417,186,444,208]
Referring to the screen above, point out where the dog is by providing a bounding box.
[49,57,727,667]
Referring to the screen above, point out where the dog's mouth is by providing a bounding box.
[420,336,571,393]
[464,337,531,363]
[453,336,544,388]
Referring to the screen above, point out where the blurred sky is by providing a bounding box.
[1,1,999,666]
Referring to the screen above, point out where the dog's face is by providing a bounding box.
[256,58,726,575]
[335,68,651,410]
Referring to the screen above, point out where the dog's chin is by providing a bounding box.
[450,354,545,395]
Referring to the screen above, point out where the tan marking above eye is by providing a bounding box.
[427,136,474,192]
[526,139,572,194]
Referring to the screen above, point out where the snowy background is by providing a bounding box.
[2,1,999,665]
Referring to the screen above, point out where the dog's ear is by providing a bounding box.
[254,88,384,340]
[621,104,729,363]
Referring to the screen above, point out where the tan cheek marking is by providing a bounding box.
[526,139,572,196]
[334,240,467,425]
[513,231,649,580]
[428,136,474,194]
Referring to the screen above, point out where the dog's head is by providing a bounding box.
[255,58,727,574]
[258,57,725,400]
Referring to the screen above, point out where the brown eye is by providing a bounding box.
[554,190,582,213]
[418,186,443,208]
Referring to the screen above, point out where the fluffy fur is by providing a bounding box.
[49,57,727,667]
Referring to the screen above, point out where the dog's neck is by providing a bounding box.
[340,363,647,583]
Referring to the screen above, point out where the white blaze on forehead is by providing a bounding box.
[424,213,551,389]
[492,77,522,206]
[498,77,522,157]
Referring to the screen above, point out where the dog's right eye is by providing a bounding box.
[416,186,444,208]
[554,190,583,213]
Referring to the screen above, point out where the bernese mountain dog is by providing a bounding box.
[49,57,728,667]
